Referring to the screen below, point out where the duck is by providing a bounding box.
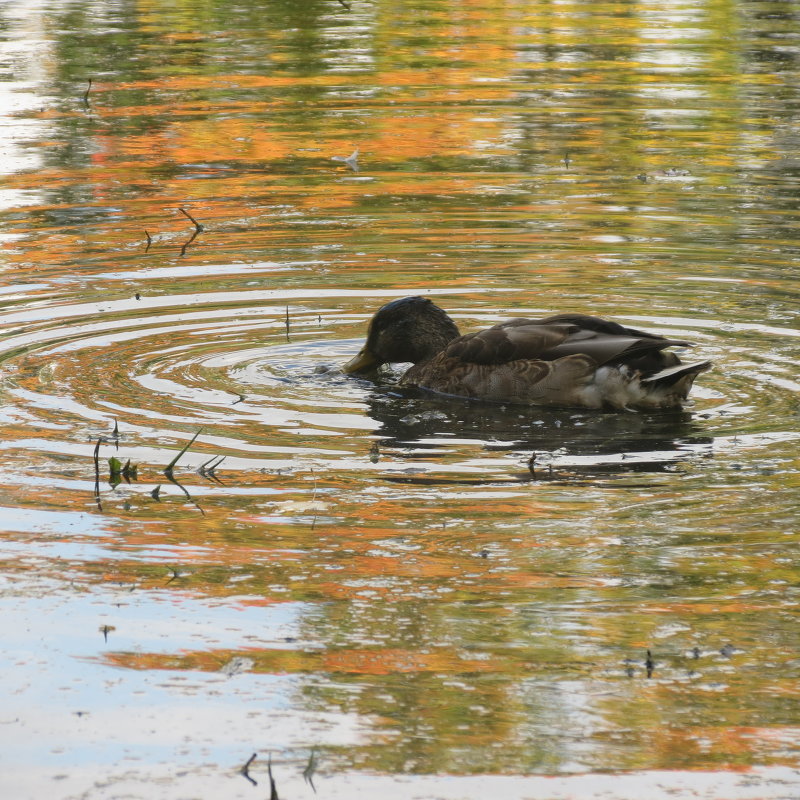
[343,296,711,410]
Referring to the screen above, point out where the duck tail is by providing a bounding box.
[641,360,712,401]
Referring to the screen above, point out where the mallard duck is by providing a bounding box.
[343,296,711,410]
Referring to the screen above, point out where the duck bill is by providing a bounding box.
[343,346,378,373]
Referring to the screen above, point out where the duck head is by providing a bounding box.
[343,296,461,373]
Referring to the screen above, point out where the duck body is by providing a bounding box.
[344,296,711,411]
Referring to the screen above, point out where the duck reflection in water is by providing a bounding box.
[361,386,712,481]
[344,296,711,412]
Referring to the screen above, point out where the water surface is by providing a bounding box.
[1,0,799,797]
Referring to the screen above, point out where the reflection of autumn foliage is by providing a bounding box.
[5,0,767,281]
[101,645,498,676]
[322,647,496,674]
[2,0,799,781]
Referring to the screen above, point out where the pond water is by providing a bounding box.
[1,0,799,798]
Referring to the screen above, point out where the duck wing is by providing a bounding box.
[445,319,573,365]
[537,313,669,340]
[445,318,691,368]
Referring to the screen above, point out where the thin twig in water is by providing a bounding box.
[165,470,205,516]
[83,78,92,106]
[198,454,226,482]
[285,305,290,341]
[164,428,203,479]
[178,206,204,232]
[303,747,318,793]
[240,752,258,786]
[206,455,225,479]
[268,753,279,800]
[338,0,351,9]
[197,455,217,477]
[144,230,152,251]
[179,228,200,257]
[163,429,206,515]
[177,208,203,257]
[93,438,102,511]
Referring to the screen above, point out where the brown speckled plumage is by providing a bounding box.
[344,297,711,410]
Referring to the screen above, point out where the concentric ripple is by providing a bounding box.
[1,283,798,499]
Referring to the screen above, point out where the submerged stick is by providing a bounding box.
[268,753,278,800]
[163,428,206,516]
[144,230,152,252]
[198,454,225,482]
[179,228,199,256]
[177,208,204,257]
[164,428,203,479]
[207,455,226,477]
[645,649,654,678]
[83,78,92,106]
[178,206,204,232]
[303,747,318,793]
[240,752,258,786]
[93,437,102,511]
